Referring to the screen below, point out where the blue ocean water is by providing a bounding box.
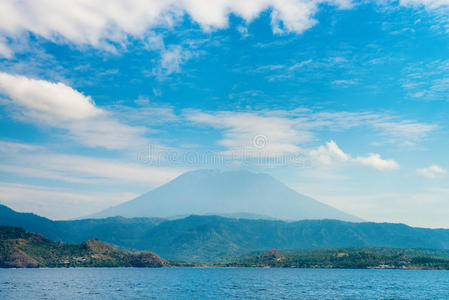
[1,268,449,299]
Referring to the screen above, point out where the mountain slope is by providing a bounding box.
[0,203,57,237]
[91,169,361,222]
[2,204,449,261]
[134,216,449,261]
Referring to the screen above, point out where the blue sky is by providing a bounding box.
[0,0,448,227]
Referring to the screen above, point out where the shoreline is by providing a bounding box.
[2,266,449,270]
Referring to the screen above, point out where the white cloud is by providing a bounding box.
[308,140,350,165]
[270,0,318,34]
[0,0,445,61]
[185,109,435,159]
[186,109,401,170]
[416,165,446,178]
[0,72,101,121]
[308,141,399,171]
[0,72,149,149]
[0,0,353,54]
[355,153,400,170]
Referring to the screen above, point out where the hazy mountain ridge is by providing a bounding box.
[4,225,449,270]
[2,204,449,261]
[90,169,361,222]
[0,204,164,245]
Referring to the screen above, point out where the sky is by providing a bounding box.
[0,0,448,227]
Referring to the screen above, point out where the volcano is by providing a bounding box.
[90,169,361,222]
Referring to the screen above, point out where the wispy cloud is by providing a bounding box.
[288,59,313,71]
[309,111,436,146]
[0,182,139,220]
[153,45,196,77]
[331,79,358,87]
[248,54,357,83]
[402,59,449,101]
[0,143,184,186]
[186,109,436,152]
[0,37,12,58]
[185,110,307,157]
[109,100,179,126]
[0,141,43,152]
[400,0,449,10]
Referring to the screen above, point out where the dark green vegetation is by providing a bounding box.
[0,226,167,268]
[221,248,449,269]
[2,204,449,261]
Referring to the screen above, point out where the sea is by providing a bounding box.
[1,268,449,299]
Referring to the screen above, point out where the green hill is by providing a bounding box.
[3,225,449,269]
[2,204,449,261]
[0,226,167,268]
